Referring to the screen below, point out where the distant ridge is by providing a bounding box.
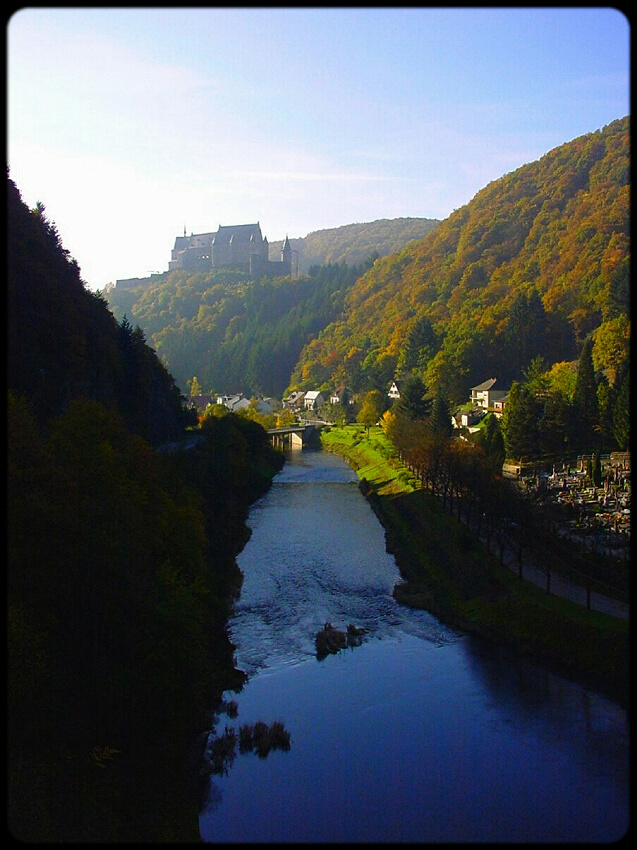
[268,217,439,273]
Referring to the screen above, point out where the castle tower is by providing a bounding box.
[281,235,293,274]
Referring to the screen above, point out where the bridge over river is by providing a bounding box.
[267,422,323,449]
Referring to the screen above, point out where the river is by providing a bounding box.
[199,448,629,843]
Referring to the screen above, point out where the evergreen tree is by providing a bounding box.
[394,375,431,420]
[595,375,614,453]
[504,290,547,379]
[523,355,550,394]
[572,338,599,452]
[592,451,602,487]
[612,361,630,450]
[502,381,541,461]
[429,386,453,439]
[474,412,506,473]
[189,376,203,397]
[399,316,439,373]
[537,390,573,457]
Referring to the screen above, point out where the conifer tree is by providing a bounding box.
[612,362,630,450]
[399,316,439,373]
[572,338,599,452]
[394,375,431,420]
[502,381,541,461]
[475,412,506,472]
[429,386,453,439]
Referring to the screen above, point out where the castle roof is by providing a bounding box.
[189,232,215,247]
[212,223,263,244]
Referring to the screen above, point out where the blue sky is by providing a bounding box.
[7,7,630,290]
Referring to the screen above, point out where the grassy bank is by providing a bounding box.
[320,425,629,707]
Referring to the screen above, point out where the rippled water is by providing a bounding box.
[200,449,629,843]
[228,450,456,676]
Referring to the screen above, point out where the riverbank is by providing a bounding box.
[320,425,629,708]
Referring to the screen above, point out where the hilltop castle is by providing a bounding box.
[168,223,292,277]
[112,222,293,290]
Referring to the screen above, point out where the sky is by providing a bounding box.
[7,7,630,291]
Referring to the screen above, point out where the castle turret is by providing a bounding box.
[281,235,293,275]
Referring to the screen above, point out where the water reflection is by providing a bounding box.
[462,636,629,784]
[201,698,292,814]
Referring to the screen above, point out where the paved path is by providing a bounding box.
[454,501,630,621]
[498,546,629,620]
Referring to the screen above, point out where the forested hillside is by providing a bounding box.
[290,116,630,403]
[104,218,438,398]
[267,217,439,273]
[8,175,192,444]
[105,260,373,398]
[105,118,628,411]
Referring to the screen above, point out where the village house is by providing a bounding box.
[330,386,354,405]
[253,397,279,415]
[189,394,213,411]
[217,393,250,413]
[491,393,509,417]
[470,378,509,411]
[283,391,305,410]
[303,390,324,410]
[459,409,487,429]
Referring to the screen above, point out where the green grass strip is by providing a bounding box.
[320,425,628,707]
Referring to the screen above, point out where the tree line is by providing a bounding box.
[106,259,376,399]
[373,363,628,600]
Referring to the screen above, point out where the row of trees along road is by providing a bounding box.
[372,363,628,600]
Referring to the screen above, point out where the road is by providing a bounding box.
[499,545,629,619]
[476,524,629,620]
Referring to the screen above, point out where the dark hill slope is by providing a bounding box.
[8,175,191,443]
[288,116,629,402]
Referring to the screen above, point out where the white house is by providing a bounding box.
[253,397,279,415]
[491,393,509,417]
[303,390,324,410]
[470,378,508,409]
[330,386,353,405]
[460,409,486,428]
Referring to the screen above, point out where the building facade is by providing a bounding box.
[169,223,292,277]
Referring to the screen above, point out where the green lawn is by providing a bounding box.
[320,424,419,496]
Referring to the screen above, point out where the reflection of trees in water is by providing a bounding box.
[200,699,291,816]
[202,698,291,784]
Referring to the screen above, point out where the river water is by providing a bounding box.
[199,449,629,843]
